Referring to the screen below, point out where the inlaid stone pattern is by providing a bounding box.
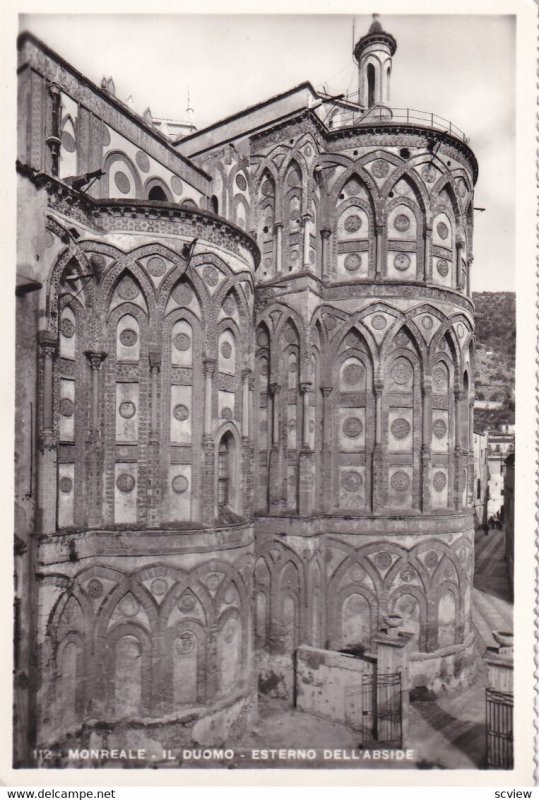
[344,254,361,272]
[371,159,390,178]
[394,253,410,271]
[394,214,410,232]
[391,418,411,440]
[342,417,363,438]
[391,471,410,492]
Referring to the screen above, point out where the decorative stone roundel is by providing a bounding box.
[172,475,189,494]
[45,231,55,248]
[171,175,184,195]
[325,315,337,331]
[119,328,138,347]
[400,568,415,583]
[344,214,362,233]
[433,471,447,492]
[222,296,235,315]
[421,164,436,183]
[437,259,449,277]
[457,323,465,339]
[342,470,363,492]
[173,404,189,421]
[284,326,297,344]
[257,330,269,347]
[344,253,361,272]
[372,315,387,330]
[114,171,131,195]
[116,473,135,493]
[117,277,139,301]
[178,592,196,612]
[119,401,136,419]
[343,417,363,438]
[391,361,412,385]
[221,341,233,359]
[394,253,410,271]
[221,407,233,420]
[394,214,411,232]
[375,551,392,570]
[391,471,410,492]
[236,174,247,191]
[135,151,150,172]
[264,257,272,268]
[425,550,439,568]
[288,360,298,373]
[147,256,166,277]
[61,131,76,152]
[119,595,139,617]
[437,221,449,240]
[151,578,168,597]
[261,180,273,197]
[391,418,411,440]
[60,318,75,338]
[173,333,192,351]
[59,476,73,494]
[290,250,299,261]
[90,253,106,271]
[343,363,363,385]
[60,398,74,417]
[203,265,219,286]
[432,419,447,439]
[172,283,194,306]
[86,579,103,599]
[395,331,409,347]
[432,367,446,390]
[371,159,389,178]
[421,315,434,330]
[175,632,195,655]
[457,179,467,198]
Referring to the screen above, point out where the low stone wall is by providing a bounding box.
[295,645,375,737]
[409,632,477,694]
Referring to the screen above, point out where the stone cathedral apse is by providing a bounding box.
[14,16,478,763]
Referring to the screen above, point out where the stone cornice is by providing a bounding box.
[18,163,260,268]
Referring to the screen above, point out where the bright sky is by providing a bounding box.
[20,13,516,292]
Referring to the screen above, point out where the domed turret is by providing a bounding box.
[354,14,397,110]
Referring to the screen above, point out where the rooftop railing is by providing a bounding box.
[326,106,469,145]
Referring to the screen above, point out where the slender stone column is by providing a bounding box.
[268,383,282,512]
[241,368,251,438]
[38,334,58,534]
[320,228,331,279]
[274,223,283,275]
[302,214,311,270]
[203,358,216,436]
[421,380,432,512]
[453,388,463,510]
[269,382,280,446]
[148,346,162,527]
[372,379,385,511]
[321,386,333,512]
[423,224,433,282]
[375,224,384,280]
[300,382,313,447]
[84,349,107,528]
[456,238,465,290]
[148,346,161,443]
[202,359,216,526]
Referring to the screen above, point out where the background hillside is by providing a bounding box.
[472,291,515,432]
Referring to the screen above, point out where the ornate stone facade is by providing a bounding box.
[15,19,478,764]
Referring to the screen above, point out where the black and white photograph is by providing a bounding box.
[6,2,536,788]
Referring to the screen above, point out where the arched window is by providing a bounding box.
[367,63,376,108]
[477,478,481,499]
[148,185,167,202]
[211,195,219,214]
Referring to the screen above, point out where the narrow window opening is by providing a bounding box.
[367,63,376,108]
[218,439,229,508]
[148,185,167,202]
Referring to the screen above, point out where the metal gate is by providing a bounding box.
[362,671,402,748]
[486,688,513,769]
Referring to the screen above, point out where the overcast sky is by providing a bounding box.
[20,13,515,292]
